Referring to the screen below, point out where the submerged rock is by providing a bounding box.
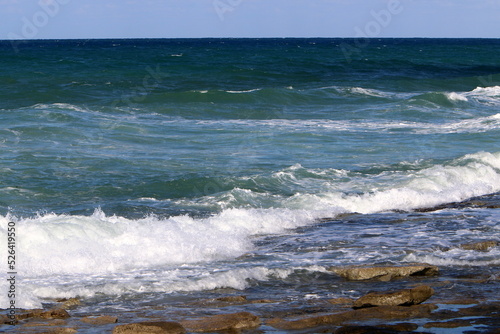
[80,315,118,325]
[181,312,260,332]
[334,324,419,333]
[44,329,77,334]
[328,297,354,305]
[460,240,498,251]
[56,297,81,310]
[215,295,247,303]
[113,321,186,334]
[353,285,434,309]
[424,319,473,328]
[268,304,436,330]
[331,264,439,281]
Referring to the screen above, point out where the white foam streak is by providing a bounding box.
[226,88,261,94]
[288,151,500,214]
[404,250,500,267]
[193,113,500,135]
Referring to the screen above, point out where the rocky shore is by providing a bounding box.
[2,258,500,333]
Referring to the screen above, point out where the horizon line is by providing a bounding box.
[2,36,500,42]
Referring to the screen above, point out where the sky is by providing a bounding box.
[1,0,499,40]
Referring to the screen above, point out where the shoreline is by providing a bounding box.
[2,261,499,333]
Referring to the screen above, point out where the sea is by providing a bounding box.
[0,38,499,332]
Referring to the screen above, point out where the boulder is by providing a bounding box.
[331,264,439,281]
[353,285,434,309]
[113,321,186,334]
[181,312,260,332]
[460,240,498,251]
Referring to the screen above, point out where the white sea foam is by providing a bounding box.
[32,103,90,113]
[446,92,468,102]
[0,208,316,277]
[286,151,500,213]
[404,249,500,267]
[445,86,500,106]
[191,112,500,135]
[226,88,261,94]
[348,87,389,98]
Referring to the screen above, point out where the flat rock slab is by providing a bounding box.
[424,319,473,328]
[334,324,419,334]
[44,329,77,334]
[268,304,437,330]
[16,308,71,321]
[181,312,260,332]
[330,264,439,281]
[353,285,434,309]
[113,321,186,334]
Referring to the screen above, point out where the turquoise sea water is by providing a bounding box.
[0,38,499,331]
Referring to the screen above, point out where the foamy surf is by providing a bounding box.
[1,151,499,293]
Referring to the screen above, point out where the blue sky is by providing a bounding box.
[2,0,499,40]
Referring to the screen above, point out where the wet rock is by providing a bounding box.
[460,240,498,251]
[1,314,13,325]
[334,325,419,333]
[16,308,71,321]
[424,319,473,328]
[43,329,77,334]
[353,285,434,309]
[354,304,437,321]
[80,315,118,325]
[38,309,71,320]
[330,264,439,281]
[181,312,260,332]
[249,299,276,304]
[381,323,419,332]
[454,301,500,317]
[56,297,81,310]
[21,319,67,328]
[328,297,354,305]
[113,321,186,334]
[436,298,479,305]
[268,304,436,330]
[215,295,247,303]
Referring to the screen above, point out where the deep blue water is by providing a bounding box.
[0,39,499,331]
